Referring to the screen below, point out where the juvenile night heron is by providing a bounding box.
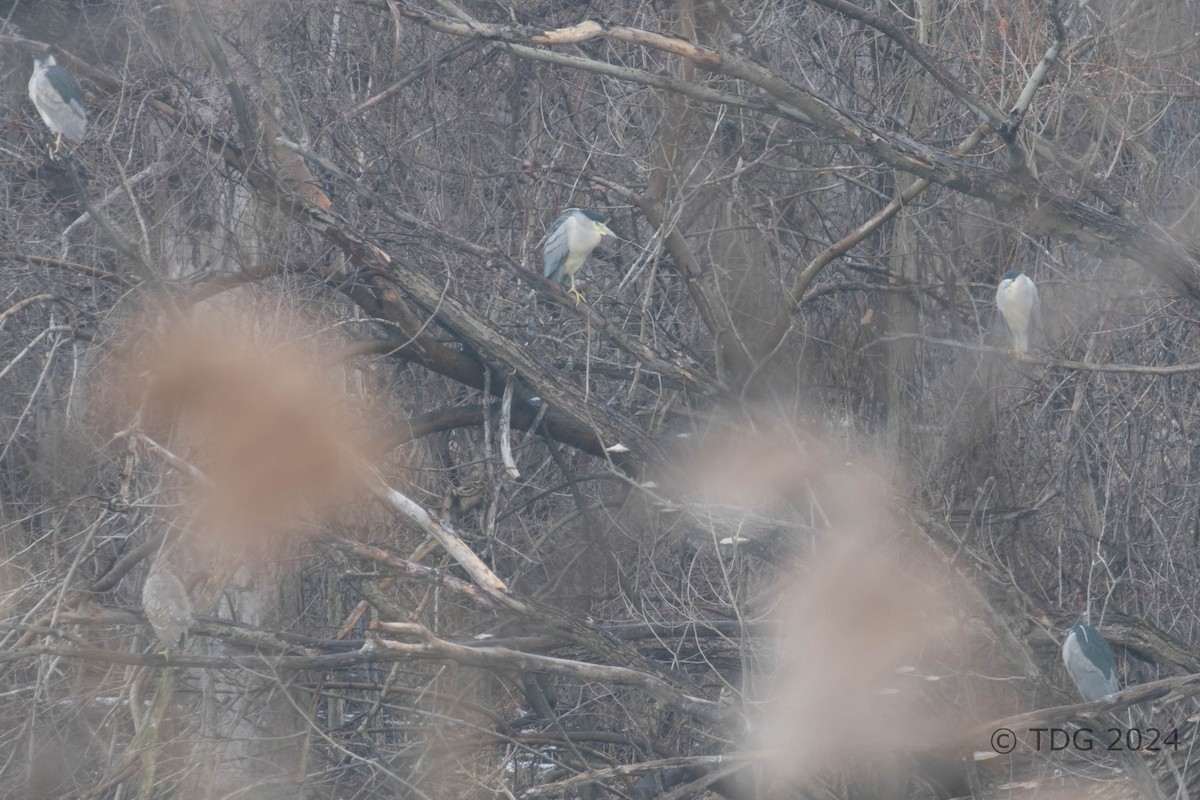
[995,269,1040,354]
[28,52,87,156]
[1062,621,1120,702]
[543,208,616,305]
[142,561,193,650]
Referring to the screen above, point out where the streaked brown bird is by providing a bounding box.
[142,561,193,650]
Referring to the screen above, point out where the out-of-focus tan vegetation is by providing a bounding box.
[3,0,1200,797]
[107,306,377,551]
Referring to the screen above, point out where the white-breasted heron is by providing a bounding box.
[1062,621,1119,702]
[995,269,1040,353]
[28,52,87,156]
[543,208,616,306]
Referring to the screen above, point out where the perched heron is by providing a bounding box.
[995,269,1040,353]
[1062,621,1120,702]
[28,52,87,156]
[142,562,193,650]
[543,208,616,306]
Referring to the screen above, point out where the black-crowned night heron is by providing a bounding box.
[995,269,1040,353]
[142,562,193,650]
[543,208,616,306]
[28,52,87,156]
[1062,621,1119,702]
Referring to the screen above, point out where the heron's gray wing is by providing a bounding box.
[543,213,572,281]
[1068,650,1119,697]
[1076,626,1117,677]
[44,66,86,121]
[1031,281,1043,333]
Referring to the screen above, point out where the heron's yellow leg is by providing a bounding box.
[568,275,585,306]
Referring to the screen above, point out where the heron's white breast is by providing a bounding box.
[566,216,603,254]
[998,278,1035,318]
